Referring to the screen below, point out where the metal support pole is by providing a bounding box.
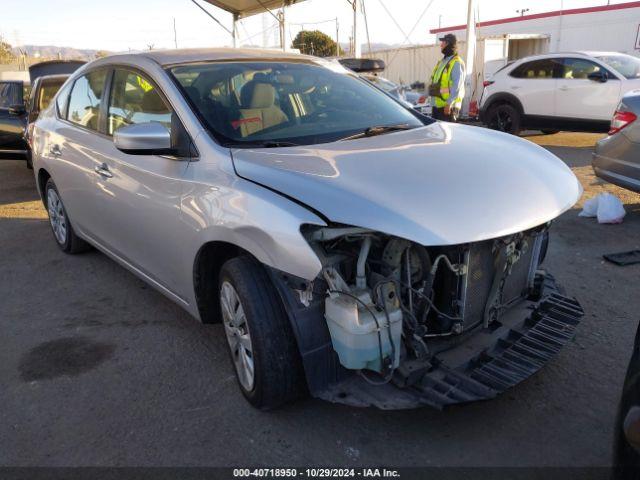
[278,8,286,51]
[232,13,239,47]
[336,18,339,57]
[352,0,361,58]
[462,0,477,117]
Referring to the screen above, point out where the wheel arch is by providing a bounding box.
[37,168,51,205]
[193,240,251,324]
[482,92,525,118]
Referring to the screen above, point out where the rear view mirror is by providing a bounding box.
[114,122,172,155]
[588,71,608,83]
[8,104,26,116]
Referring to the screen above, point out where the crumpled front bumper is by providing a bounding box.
[316,275,583,410]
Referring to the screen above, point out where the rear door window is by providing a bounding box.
[510,59,562,79]
[67,70,108,131]
[107,69,172,135]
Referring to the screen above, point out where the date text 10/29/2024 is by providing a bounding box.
[233,468,401,478]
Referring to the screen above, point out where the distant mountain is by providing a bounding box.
[11,45,109,61]
[339,42,404,54]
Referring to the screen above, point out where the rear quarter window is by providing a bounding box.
[55,81,73,118]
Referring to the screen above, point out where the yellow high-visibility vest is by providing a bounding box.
[430,54,464,109]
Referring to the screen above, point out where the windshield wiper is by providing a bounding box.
[339,123,414,141]
[224,140,300,148]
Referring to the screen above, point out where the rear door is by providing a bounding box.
[556,57,621,121]
[92,67,190,298]
[506,58,562,116]
[45,68,111,238]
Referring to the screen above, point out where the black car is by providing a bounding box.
[0,79,30,160]
[0,59,84,168]
[614,320,640,479]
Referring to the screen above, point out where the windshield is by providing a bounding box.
[596,54,640,80]
[169,61,425,147]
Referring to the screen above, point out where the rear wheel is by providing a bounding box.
[486,103,521,135]
[45,179,91,254]
[219,256,305,409]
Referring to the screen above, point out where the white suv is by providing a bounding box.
[479,51,640,135]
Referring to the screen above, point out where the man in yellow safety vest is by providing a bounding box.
[429,33,465,122]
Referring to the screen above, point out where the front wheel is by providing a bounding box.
[486,103,521,135]
[219,256,305,410]
[45,179,91,254]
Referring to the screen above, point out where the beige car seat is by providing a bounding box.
[237,82,288,137]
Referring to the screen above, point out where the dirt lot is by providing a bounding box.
[1,132,639,468]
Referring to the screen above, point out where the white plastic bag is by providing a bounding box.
[597,193,626,224]
[578,197,598,218]
[579,193,626,224]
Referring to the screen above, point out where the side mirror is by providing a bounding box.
[588,71,608,83]
[8,104,26,116]
[114,122,172,155]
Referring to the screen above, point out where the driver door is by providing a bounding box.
[93,68,190,299]
[556,57,621,121]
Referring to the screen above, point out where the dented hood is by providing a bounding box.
[231,122,582,245]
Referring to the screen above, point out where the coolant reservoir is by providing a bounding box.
[325,291,402,373]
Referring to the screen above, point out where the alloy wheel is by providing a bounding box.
[493,109,513,133]
[220,281,255,391]
[47,188,67,245]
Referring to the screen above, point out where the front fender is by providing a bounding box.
[179,174,326,313]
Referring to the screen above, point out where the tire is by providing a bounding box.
[541,129,560,135]
[219,256,305,410]
[44,179,91,254]
[486,103,522,135]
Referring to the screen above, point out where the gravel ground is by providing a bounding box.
[1,131,639,468]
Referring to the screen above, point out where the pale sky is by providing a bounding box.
[1,0,631,52]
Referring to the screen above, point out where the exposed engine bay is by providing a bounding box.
[265,223,581,409]
[303,225,550,387]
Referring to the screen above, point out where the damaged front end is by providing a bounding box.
[268,225,583,410]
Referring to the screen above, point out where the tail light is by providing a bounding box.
[609,110,637,135]
[483,80,494,87]
[418,95,426,104]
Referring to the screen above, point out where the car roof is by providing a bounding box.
[37,74,70,83]
[101,48,319,67]
[509,51,629,65]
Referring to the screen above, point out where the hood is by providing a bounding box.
[231,123,582,246]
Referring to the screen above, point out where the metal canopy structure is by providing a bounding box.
[201,0,309,50]
[204,0,304,19]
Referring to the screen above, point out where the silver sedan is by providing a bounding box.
[593,90,640,192]
[32,48,583,410]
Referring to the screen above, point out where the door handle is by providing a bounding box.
[94,163,113,179]
[559,85,569,91]
[49,144,61,156]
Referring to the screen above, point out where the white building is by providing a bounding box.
[367,1,640,101]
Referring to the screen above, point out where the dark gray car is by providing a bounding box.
[593,90,640,192]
